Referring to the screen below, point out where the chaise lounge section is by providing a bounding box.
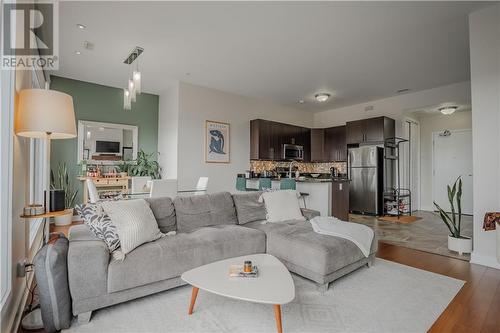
[68,191,377,323]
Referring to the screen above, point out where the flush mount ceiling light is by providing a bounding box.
[74,50,81,55]
[439,106,458,115]
[315,93,330,102]
[298,99,305,104]
[76,23,86,29]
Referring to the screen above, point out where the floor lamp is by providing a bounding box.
[15,88,76,330]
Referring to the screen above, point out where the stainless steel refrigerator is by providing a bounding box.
[348,146,384,215]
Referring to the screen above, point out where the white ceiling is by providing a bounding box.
[54,1,488,112]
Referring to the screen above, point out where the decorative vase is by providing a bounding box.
[448,235,472,255]
[54,211,73,226]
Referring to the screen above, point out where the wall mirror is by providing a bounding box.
[77,120,138,163]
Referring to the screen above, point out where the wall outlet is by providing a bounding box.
[17,259,28,278]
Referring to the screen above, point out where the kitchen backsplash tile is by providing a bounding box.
[250,160,346,174]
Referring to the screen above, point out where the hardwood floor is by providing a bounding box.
[377,242,500,333]
[19,242,500,333]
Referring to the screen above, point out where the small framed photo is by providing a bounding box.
[205,120,230,163]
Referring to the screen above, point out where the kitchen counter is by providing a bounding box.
[245,178,332,216]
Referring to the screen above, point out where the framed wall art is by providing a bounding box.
[205,120,230,163]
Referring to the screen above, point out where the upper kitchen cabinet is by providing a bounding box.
[250,119,310,160]
[310,129,325,162]
[324,126,347,162]
[346,116,395,144]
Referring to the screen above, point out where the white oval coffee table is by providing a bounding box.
[181,253,295,333]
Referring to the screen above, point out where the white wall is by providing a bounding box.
[417,111,472,211]
[469,4,500,269]
[158,82,180,179]
[176,82,313,193]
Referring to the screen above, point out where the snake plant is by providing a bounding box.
[433,176,464,238]
[51,162,78,209]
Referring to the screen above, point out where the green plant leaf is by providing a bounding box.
[456,176,463,237]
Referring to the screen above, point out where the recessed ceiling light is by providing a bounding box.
[77,24,86,30]
[298,99,305,104]
[314,93,330,103]
[75,50,81,55]
[439,106,458,115]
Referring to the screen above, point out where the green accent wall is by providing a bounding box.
[50,76,159,204]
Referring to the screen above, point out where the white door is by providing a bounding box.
[432,129,473,214]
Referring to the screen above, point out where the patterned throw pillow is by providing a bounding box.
[75,203,121,252]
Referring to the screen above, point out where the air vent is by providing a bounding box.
[83,41,94,50]
[364,105,374,112]
[396,88,411,93]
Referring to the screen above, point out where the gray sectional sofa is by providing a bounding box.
[68,191,377,323]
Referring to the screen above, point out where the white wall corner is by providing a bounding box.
[158,81,180,179]
[470,252,500,270]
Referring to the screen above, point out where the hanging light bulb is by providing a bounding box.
[124,88,131,110]
[133,70,141,95]
[128,79,136,102]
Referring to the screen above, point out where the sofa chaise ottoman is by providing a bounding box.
[68,191,377,323]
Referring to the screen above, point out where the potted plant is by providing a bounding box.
[128,150,162,179]
[434,176,472,255]
[51,163,78,226]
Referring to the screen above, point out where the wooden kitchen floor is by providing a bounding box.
[18,242,499,333]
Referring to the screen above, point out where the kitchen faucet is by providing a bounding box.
[289,160,298,179]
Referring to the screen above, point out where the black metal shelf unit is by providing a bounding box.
[383,137,411,218]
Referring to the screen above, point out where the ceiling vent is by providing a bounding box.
[364,105,374,112]
[396,88,411,93]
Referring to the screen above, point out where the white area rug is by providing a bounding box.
[64,259,464,333]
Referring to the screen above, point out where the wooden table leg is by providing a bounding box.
[188,287,199,315]
[274,304,283,333]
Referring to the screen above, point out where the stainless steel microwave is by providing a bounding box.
[283,144,304,160]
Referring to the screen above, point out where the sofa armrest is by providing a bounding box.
[301,208,320,220]
[68,225,109,301]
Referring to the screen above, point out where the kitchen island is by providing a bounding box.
[245,178,332,216]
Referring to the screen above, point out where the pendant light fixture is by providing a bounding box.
[123,46,144,110]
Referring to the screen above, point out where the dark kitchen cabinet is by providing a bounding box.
[250,119,310,160]
[310,129,325,162]
[346,116,395,145]
[332,180,349,221]
[324,126,347,162]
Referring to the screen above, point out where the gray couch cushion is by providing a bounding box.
[245,220,376,276]
[232,191,267,225]
[145,197,176,233]
[174,192,238,233]
[107,225,266,293]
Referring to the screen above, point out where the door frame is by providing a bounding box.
[403,117,421,211]
[431,128,473,213]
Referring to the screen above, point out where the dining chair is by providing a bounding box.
[236,177,248,191]
[131,176,152,194]
[149,179,178,198]
[86,179,100,203]
[259,178,272,190]
[195,177,209,195]
[280,178,296,190]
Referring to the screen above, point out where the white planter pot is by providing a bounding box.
[448,235,472,255]
[54,212,73,226]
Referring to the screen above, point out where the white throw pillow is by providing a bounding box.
[101,199,164,256]
[259,190,305,223]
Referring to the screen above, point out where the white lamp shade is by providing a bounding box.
[15,89,76,139]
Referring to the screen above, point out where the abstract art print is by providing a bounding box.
[205,120,230,163]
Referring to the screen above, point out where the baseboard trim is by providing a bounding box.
[470,252,500,269]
